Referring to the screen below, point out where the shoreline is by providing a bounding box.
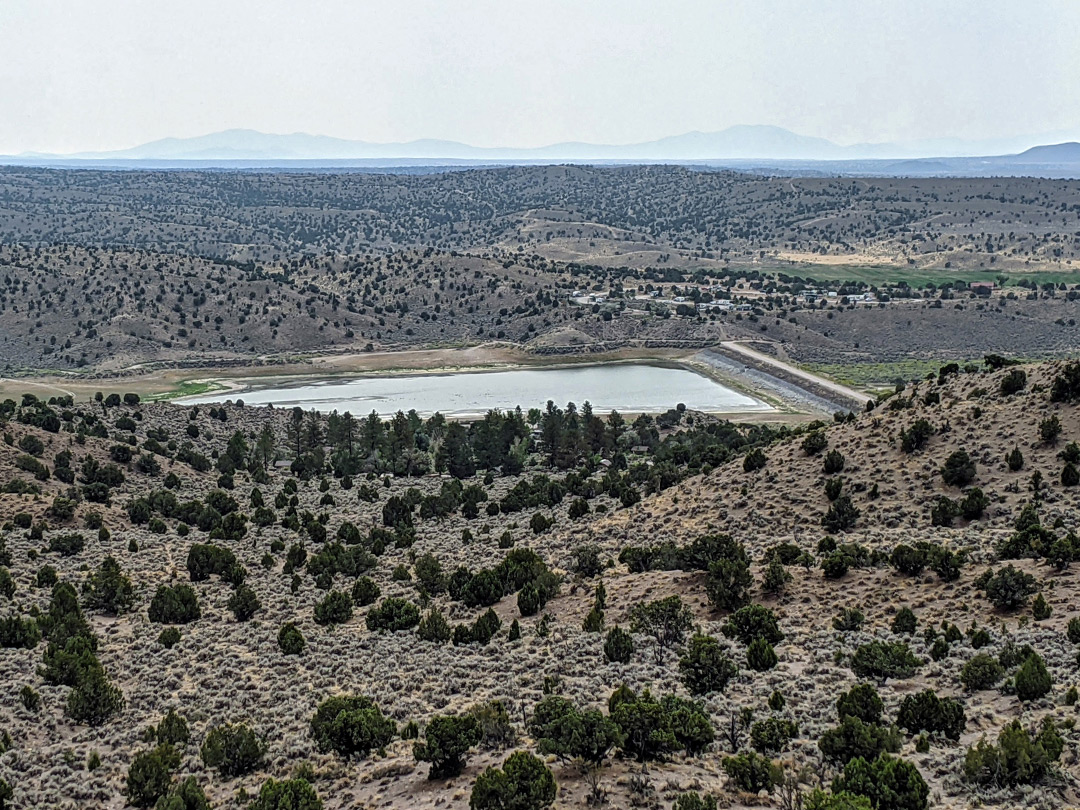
[174,356,783,421]
[0,345,847,424]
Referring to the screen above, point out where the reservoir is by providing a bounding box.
[180,363,770,418]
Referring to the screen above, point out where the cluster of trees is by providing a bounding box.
[38,582,125,726]
[619,534,753,612]
[530,685,713,764]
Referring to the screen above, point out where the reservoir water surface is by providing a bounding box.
[181,363,770,418]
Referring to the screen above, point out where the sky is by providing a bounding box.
[1,0,1078,154]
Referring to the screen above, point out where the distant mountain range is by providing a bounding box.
[14,125,1080,163]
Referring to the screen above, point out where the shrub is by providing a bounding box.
[1063,462,1080,487]
[833,608,864,632]
[418,609,452,643]
[929,546,964,581]
[804,790,872,810]
[746,638,778,671]
[571,544,602,577]
[1000,368,1027,396]
[678,634,739,695]
[743,448,767,472]
[980,566,1038,610]
[310,695,395,759]
[959,488,989,520]
[36,565,58,589]
[890,545,926,576]
[820,451,846,475]
[818,717,901,765]
[750,717,798,754]
[413,714,482,778]
[1006,446,1024,471]
[1068,616,1080,644]
[528,696,621,765]
[891,608,916,635]
[830,754,928,810]
[803,431,828,456]
[673,794,718,810]
[721,604,783,645]
[278,622,305,655]
[608,689,677,761]
[823,495,860,532]
[366,598,421,632]
[1015,652,1052,701]
[126,744,180,807]
[469,751,556,810]
[469,699,516,750]
[228,585,261,622]
[930,496,957,527]
[19,685,40,712]
[960,654,1004,691]
[837,683,884,724]
[760,555,792,595]
[703,539,752,611]
[850,641,921,681]
[156,709,191,747]
[722,752,782,793]
[1050,360,1080,402]
[516,583,541,616]
[155,776,212,810]
[186,543,238,581]
[67,665,125,726]
[629,596,694,661]
[659,694,714,756]
[0,616,41,649]
[49,532,86,557]
[821,552,850,579]
[582,603,604,633]
[603,627,633,663]
[466,608,501,645]
[896,690,965,740]
[157,627,181,648]
[247,778,323,810]
[900,419,933,453]
[413,553,445,594]
[824,477,844,501]
[462,569,504,608]
[529,512,552,534]
[1031,593,1051,620]
[1040,414,1063,444]
[148,585,201,624]
[963,718,1062,786]
[313,590,353,626]
[940,450,976,487]
[200,723,266,777]
[351,577,380,606]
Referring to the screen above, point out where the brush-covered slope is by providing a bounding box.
[0,360,1078,809]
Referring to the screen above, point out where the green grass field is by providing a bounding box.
[802,359,970,389]
[145,380,222,401]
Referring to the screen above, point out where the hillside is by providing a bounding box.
[1,166,1078,269]
[1,241,1076,375]
[0,358,1078,809]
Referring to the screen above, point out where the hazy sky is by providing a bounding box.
[1,0,1077,153]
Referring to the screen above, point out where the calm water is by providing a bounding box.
[180,363,770,417]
